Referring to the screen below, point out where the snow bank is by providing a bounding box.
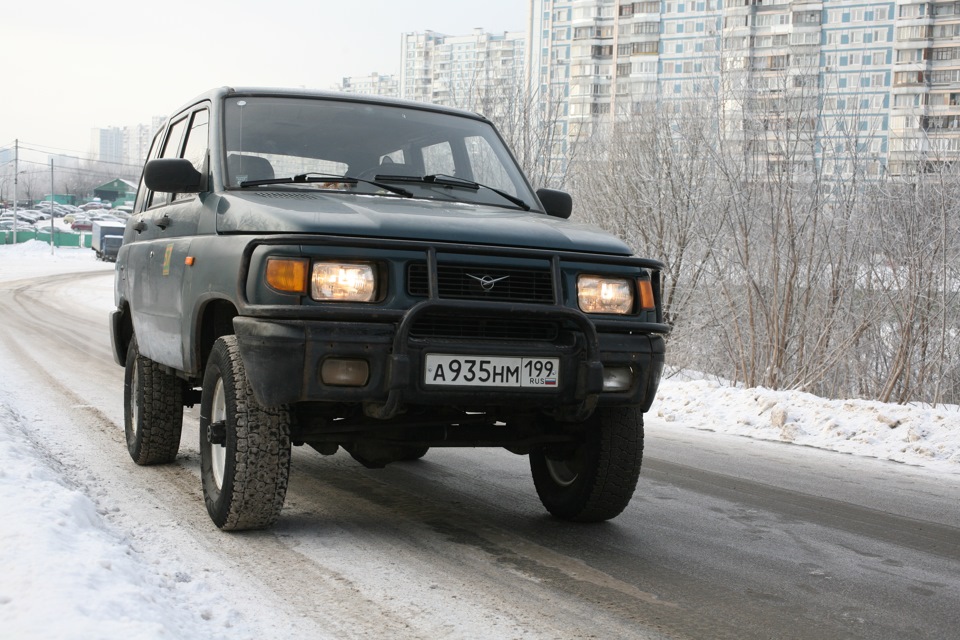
[653,377,960,473]
[0,401,251,639]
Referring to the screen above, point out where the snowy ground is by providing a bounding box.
[1,240,957,639]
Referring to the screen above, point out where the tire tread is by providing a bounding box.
[125,341,184,465]
[530,406,644,522]
[203,336,291,531]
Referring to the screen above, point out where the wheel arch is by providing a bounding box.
[193,297,239,379]
[110,302,134,367]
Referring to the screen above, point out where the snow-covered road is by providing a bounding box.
[1,242,958,640]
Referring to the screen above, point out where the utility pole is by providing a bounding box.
[50,158,55,254]
[12,139,18,245]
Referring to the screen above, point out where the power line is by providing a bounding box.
[17,144,143,172]
[1,139,148,173]
[0,139,93,160]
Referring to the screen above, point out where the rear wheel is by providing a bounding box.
[200,336,291,531]
[529,407,643,522]
[124,338,184,465]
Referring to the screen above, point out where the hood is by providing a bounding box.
[213,190,632,255]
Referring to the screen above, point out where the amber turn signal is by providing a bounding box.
[638,279,655,311]
[265,257,309,294]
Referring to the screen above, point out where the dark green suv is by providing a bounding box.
[110,87,668,530]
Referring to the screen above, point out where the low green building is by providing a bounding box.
[93,179,137,208]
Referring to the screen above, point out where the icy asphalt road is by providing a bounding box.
[1,267,958,640]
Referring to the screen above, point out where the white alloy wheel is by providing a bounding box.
[199,336,292,530]
[544,453,581,488]
[210,377,227,490]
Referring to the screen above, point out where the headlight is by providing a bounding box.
[311,262,376,302]
[577,275,633,314]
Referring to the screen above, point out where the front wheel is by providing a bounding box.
[529,407,644,522]
[200,336,292,531]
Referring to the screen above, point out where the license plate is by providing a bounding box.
[424,354,559,388]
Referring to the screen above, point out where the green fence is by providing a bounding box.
[1,229,91,248]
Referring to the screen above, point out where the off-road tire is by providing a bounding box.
[124,338,184,465]
[529,406,643,522]
[200,336,291,531]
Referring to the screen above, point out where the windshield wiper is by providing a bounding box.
[374,173,530,211]
[239,173,413,198]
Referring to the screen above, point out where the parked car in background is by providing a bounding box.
[71,218,95,231]
[38,203,65,216]
[97,214,127,223]
[13,211,42,224]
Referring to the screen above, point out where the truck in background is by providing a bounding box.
[91,221,125,262]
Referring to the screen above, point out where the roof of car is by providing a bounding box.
[166,86,492,128]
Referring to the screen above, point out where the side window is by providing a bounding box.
[174,109,209,201]
[421,141,455,175]
[147,116,188,209]
[133,132,162,214]
[465,135,516,196]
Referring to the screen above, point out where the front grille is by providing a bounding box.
[410,314,560,341]
[407,263,554,303]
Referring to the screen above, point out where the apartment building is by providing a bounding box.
[400,29,527,118]
[90,126,125,165]
[336,72,400,97]
[526,0,960,176]
[890,0,960,174]
[91,117,164,171]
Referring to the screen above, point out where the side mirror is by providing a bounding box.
[536,188,572,219]
[144,158,203,194]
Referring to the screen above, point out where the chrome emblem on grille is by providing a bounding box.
[467,274,510,291]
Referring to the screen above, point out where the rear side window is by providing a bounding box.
[422,141,455,176]
[465,135,517,196]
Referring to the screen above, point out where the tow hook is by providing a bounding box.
[206,420,226,445]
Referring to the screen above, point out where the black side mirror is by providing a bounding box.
[536,188,573,219]
[144,158,203,194]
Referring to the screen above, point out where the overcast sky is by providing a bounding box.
[1,0,529,160]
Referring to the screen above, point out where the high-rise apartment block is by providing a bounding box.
[336,72,400,97]
[400,29,527,119]
[527,0,960,176]
[90,117,164,174]
[337,2,960,177]
[90,126,125,166]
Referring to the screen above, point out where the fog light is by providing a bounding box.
[602,366,633,392]
[321,359,369,386]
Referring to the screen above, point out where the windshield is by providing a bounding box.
[223,96,537,209]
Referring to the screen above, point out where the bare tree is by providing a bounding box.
[569,98,725,376]
[562,63,960,404]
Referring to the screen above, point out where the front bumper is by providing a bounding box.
[233,235,669,420]
[233,298,666,419]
